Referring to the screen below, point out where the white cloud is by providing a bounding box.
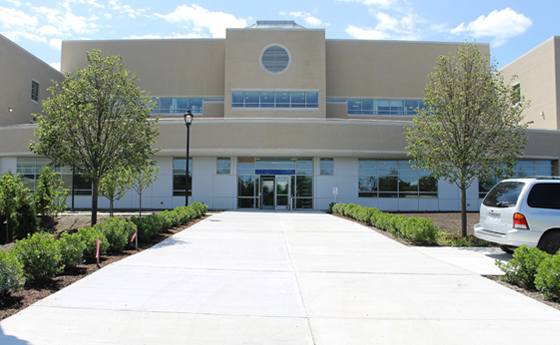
[451,8,532,47]
[156,5,247,38]
[37,25,61,36]
[49,61,61,71]
[345,24,389,39]
[6,0,21,6]
[0,6,38,29]
[125,33,203,40]
[2,29,46,43]
[280,11,324,27]
[49,37,62,50]
[346,11,420,41]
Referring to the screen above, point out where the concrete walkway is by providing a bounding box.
[1,211,559,344]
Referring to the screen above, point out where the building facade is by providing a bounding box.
[1,22,559,211]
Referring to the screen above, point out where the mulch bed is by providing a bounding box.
[0,216,207,321]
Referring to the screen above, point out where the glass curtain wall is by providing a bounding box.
[16,157,91,195]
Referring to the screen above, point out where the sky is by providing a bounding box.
[1,0,558,72]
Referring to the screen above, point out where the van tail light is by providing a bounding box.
[513,213,530,230]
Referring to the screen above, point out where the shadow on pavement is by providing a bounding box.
[0,325,30,345]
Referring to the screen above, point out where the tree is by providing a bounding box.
[99,167,131,217]
[29,49,160,225]
[405,43,530,237]
[130,162,160,217]
[34,166,70,218]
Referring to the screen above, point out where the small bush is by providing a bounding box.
[14,232,62,282]
[400,217,439,243]
[535,253,560,301]
[497,245,550,289]
[437,234,490,247]
[96,217,135,253]
[77,227,109,262]
[0,249,23,294]
[58,232,86,269]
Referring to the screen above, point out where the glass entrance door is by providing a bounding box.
[261,176,275,209]
[276,176,291,209]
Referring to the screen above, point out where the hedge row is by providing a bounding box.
[330,202,439,244]
[0,202,208,295]
[497,245,560,301]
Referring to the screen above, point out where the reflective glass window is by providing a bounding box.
[276,92,290,108]
[244,92,259,108]
[173,157,192,196]
[217,157,230,175]
[320,158,334,176]
[260,92,275,108]
[291,92,306,108]
[189,98,203,113]
[306,92,319,108]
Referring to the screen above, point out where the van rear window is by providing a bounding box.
[483,182,525,208]
[527,183,560,209]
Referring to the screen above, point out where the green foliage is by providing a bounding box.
[29,49,161,225]
[99,167,132,217]
[77,227,109,262]
[0,249,23,294]
[129,162,160,216]
[0,171,39,242]
[535,253,560,301]
[497,245,550,289]
[130,202,207,242]
[437,234,490,247]
[14,232,62,282]
[330,202,439,245]
[58,232,86,269]
[34,166,69,217]
[405,43,530,237]
[95,217,135,252]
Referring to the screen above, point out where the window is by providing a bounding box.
[150,97,223,115]
[513,84,521,104]
[16,157,91,195]
[173,157,192,196]
[359,159,437,198]
[320,158,334,176]
[478,160,555,198]
[31,81,39,102]
[217,157,230,175]
[527,184,560,209]
[261,45,290,74]
[231,91,319,109]
[346,99,424,116]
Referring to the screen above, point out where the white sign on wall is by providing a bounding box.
[333,187,338,196]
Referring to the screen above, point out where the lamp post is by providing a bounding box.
[183,109,193,206]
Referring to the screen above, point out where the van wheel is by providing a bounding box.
[499,245,515,254]
[538,231,560,254]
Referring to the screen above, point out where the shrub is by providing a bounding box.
[130,214,163,241]
[0,249,23,294]
[400,217,439,243]
[496,245,550,289]
[535,253,560,301]
[34,166,69,218]
[14,232,62,282]
[96,217,135,253]
[58,232,86,269]
[77,227,109,262]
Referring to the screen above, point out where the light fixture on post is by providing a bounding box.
[183,109,194,206]
[8,107,13,113]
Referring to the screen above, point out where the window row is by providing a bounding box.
[359,159,437,198]
[172,158,193,196]
[347,99,426,116]
[478,160,555,198]
[150,97,224,115]
[17,158,92,195]
[232,91,319,109]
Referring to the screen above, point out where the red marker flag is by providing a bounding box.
[96,238,100,259]
[131,228,137,242]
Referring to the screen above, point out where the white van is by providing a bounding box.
[474,178,560,254]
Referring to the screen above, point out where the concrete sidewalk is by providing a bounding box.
[1,211,559,344]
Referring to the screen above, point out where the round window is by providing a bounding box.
[261,45,290,74]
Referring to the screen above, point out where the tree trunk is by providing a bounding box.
[460,184,467,237]
[109,199,114,218]
[139,191,143,217]
[91,179,99,226]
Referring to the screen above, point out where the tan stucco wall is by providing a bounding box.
[61,39,226,98]
[224,28,326,119]
[325,40,488,99]
[501,37,558,130]
[0,34,63,126]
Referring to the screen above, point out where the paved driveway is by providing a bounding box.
[1,211,559,344]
